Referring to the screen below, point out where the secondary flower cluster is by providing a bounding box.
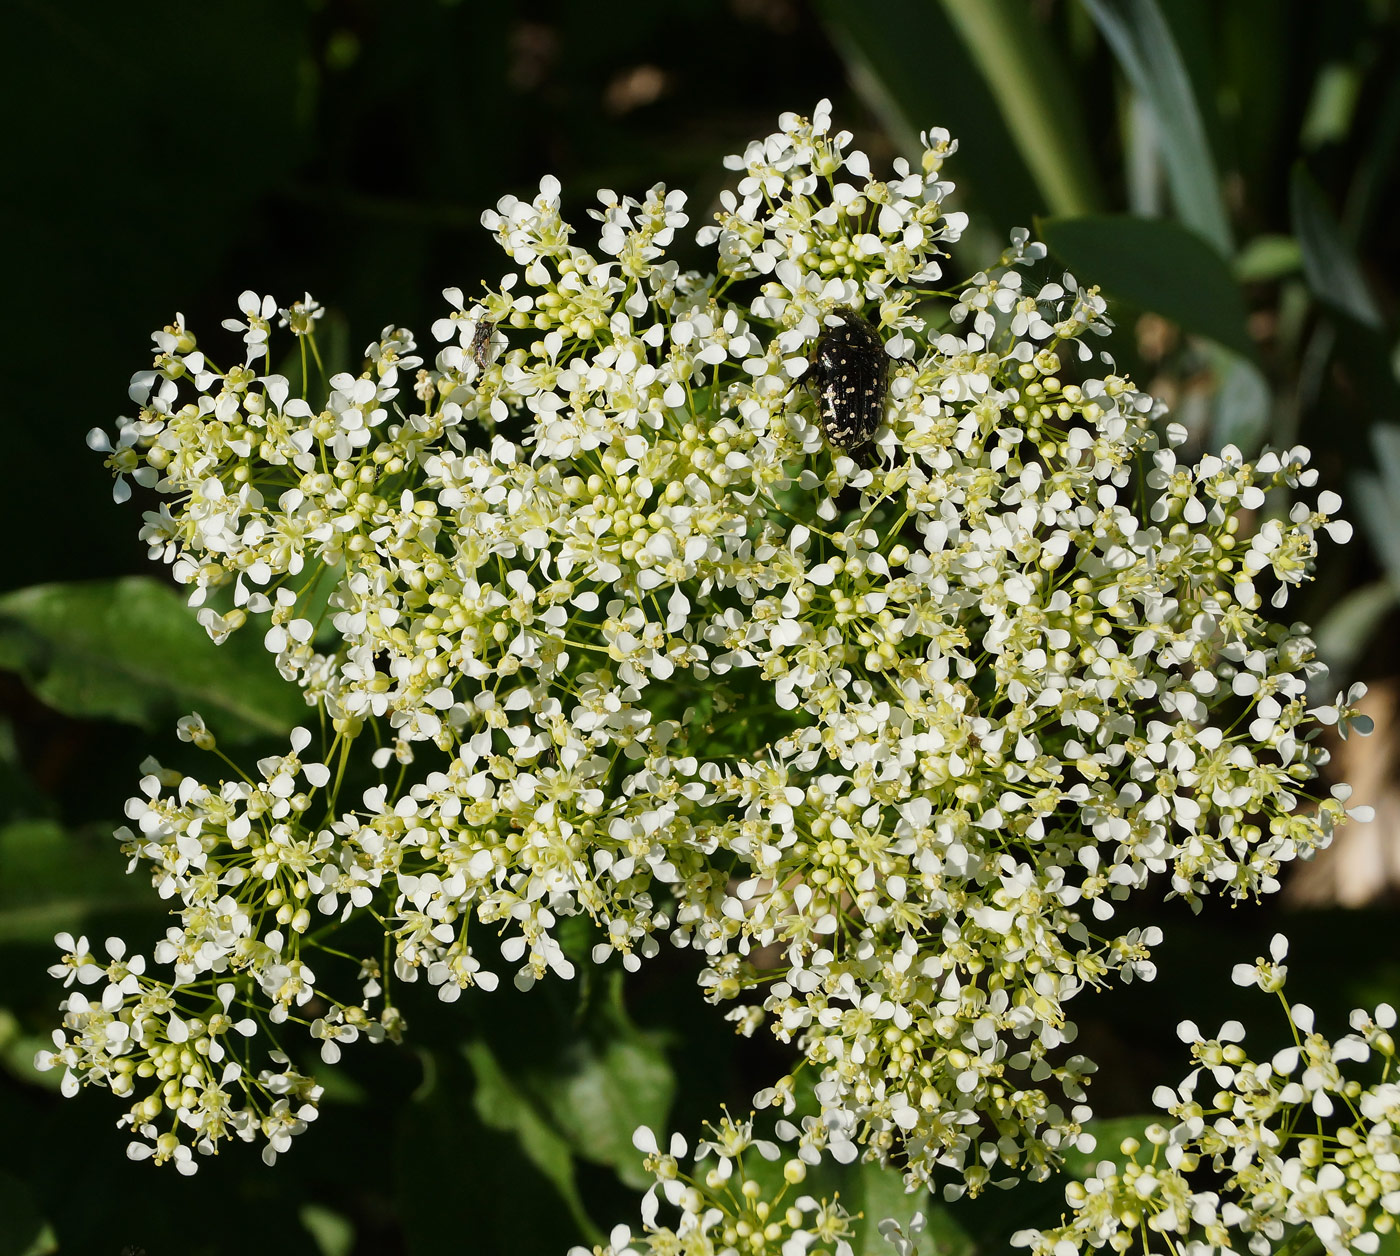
[53,101,1368,1188]
[572,1115,857,1256]
[1012,935,1399,1255]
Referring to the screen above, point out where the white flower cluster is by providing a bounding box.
[35,929,327,1172]
[572,1114,857,1256]
[1013,935,1399,1255]
[56,102,1368,1187]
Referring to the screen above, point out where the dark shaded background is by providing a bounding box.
[2,1,1398,1253]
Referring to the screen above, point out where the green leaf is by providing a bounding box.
[395,1047,591,1256]
[934,1174,1064,1254]
[1313,579,1399,689]
[1209,350,1272,456]
[1291,163,1385,330]
[0,577,307,741]
[849,1165,970,1256]
[0,717,49,826]
[0,1008,61,1091]
[0,820,152,944]
[936,0,1101,216]
[465,971,673,1190]
[1080,0,1232,256]
[528,973,675,1189]
[1233,234,1302,283]
[917,1205,980,1256]
[299,1204,355,1256]
[1039,214,1255,359]
[1300,62,1362,152]
[1372,424,1400,507]
[1349,425,1400,587]
[461,1039,602,1243]
[1352,478,1400,587]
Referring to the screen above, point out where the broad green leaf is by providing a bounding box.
[468,971,673,1190]
[918,1205,981,1256]
[0,820,152,943]
[461,1038,602,1243]
[1080,0,1232,256]
[849,1165,967,1256]
[531,974,675,1189]
[396,1046,591,1256]
[936,0,1101,216]
[1291,164,1384,330]
[1039,214,1255,359]
[0,577,307,742]
[932,1174,1063,1254]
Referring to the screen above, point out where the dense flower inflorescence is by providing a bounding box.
[51,101,1368,1186]
[1012,935,1399,1255]
[570,1115,857,1256]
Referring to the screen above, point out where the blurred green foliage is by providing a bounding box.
[3,0,1398,1251]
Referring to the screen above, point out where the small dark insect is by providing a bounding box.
[470,319,496,371]
[808,307,888,455]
